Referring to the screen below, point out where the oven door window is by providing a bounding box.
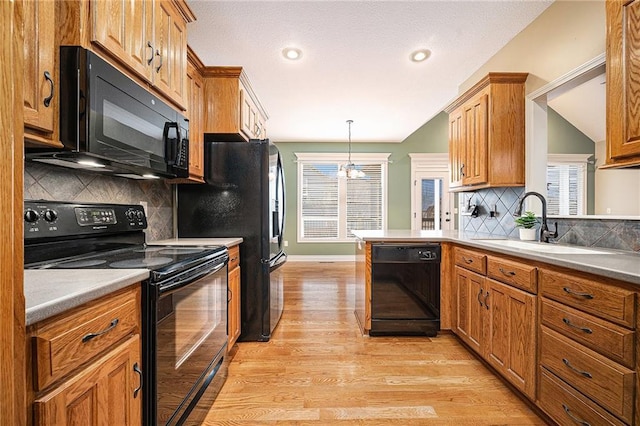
[155,268,227,424]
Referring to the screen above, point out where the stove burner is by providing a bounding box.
[56,259,108,268]
[110,257,173,269]
[157,248,206,255]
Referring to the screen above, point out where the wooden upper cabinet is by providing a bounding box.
[605,0,640,167]
[445,73,528,192]
[153,0,188,109]
[201,67,269,142]
[64,0,194,110]
[92,0,153,82]
[23,0,62,147]
[171,47,205,183]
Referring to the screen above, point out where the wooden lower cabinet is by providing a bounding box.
[28,285,142,426]
[484,278,536,399]
[33,336,142,426]
[227,244,241,350]
[454,265,484,354]
[453,247,537,400]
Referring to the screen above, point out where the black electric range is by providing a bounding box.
[24,200,230,425]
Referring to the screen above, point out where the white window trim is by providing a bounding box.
[547,153,590,215]
[295,152,390,243]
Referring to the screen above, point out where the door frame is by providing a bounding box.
[409,153,453,231]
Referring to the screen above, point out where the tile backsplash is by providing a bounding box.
[461,187,640,252]
[24,162,174,241]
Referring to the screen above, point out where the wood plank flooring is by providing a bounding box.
[198,262,547,425]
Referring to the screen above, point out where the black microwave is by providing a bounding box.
[27,46,189,179]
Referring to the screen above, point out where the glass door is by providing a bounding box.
[413,171,453,231]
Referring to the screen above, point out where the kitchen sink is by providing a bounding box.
[474,239,615,255]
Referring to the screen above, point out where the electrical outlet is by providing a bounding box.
[284,240,289,247]
[139,201,148,214]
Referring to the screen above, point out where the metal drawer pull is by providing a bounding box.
[562,318,593,334]
[499,267,516,277]
[133,362,143,398]
[146,41,154,64]
[562,358,592,378]
[562,287,594,299]
[562,404,590,426]
[484,292,490,310]
[477,288,484,307]
[463,257,474,264]
[81,318,119,343]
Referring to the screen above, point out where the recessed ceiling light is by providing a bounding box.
[282,47,302,61]
[410,49,431,63]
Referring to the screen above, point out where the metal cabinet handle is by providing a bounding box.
[133,362,143,398]
[155,49,163,73]
[228,289,232,303]
[562,358,592,378]
[499,267,516,277]
[484,292,490,310]
[43,71,54,107]
[463,257,474,264]
[562,403,590,425]
[477,288,484,307]
[562,318,593,334]
[230,256,238,263]
[460,164,465,177]
[82,318,119,343]
[146,41,154,65]
[563,287,594,300]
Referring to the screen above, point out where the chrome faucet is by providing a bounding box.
[514,191,558,243]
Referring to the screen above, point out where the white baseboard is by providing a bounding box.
[286,255,356,262]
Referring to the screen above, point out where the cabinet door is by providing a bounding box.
[180,62,204,182]
[23,0,55,134]
[448,108,464,188]
[92,0,153,82]
[454,266,484,354]
[484,279,536,399]
[33,336,142,426]
[462,94,488,186]
[228,266,241,349]
[154,1,187,109]
[606,0,640,166]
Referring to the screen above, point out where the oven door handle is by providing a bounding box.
[159,261,227,294]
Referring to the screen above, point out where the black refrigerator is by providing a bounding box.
[177,139,286,342]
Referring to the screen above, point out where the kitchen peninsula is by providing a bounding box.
[354,229,640,425]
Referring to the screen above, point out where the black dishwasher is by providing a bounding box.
[370,244,441,336]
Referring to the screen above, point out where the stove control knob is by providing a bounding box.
[24,210,40,223]
[43,209,58,222]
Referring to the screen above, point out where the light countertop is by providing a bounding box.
[353,230,640,285]
[24,269,149,326]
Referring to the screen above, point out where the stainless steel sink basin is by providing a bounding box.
[474,239,614,255]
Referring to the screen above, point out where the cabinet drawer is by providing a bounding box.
[454,247,486,274]
[228,244,240,271]
[487,255,537,293]
[31,286,140,391]
[539,367,626,426]
[541,298,635,368]
[540,269,635,328]
[540,326,635,423]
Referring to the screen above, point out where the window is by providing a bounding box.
[546,154,590,215]
[296,153,390,242]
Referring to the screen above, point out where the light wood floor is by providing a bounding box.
[200,262,548,425]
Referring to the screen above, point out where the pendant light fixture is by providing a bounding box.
[337,120,365,179]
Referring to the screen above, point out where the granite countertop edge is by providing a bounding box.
[352,230,640,285]
[24,269,149,326]
[150,237,243,247]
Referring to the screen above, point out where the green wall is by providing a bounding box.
[547,107,596,214]
[274,112,448,256]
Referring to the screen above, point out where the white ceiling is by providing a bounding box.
[187,0,553,143]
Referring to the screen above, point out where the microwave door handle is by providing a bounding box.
[163,122,179,165]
